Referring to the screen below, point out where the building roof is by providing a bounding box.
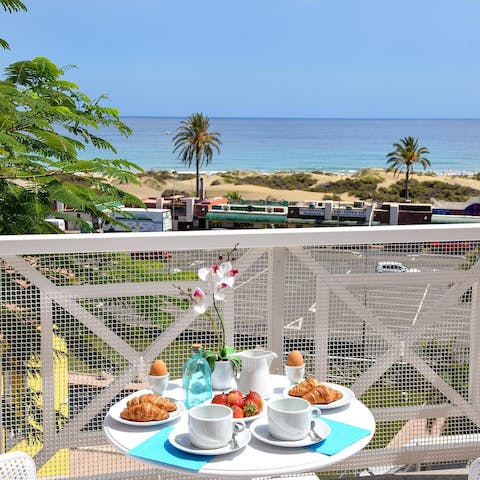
[206,211,287,224]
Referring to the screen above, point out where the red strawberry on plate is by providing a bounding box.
[227,390,245,408]
[243,400,260,417]
[231,404,244,418]
[211,392,228,405]
[245,390,263,410]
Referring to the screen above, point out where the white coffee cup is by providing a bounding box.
[268,397,320,441]
[188,404,246,449]
[148,374,169,396]
[285,364,305,385]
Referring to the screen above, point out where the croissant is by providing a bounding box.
[126,396,142,408]
[120,402,169,422]
[302,384,343,405]
[288,377,321,397]
[138,394,177,412]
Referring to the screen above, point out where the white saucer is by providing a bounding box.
[249,417,330,447]
[108,396,185,427]
[168,425,251,456]
[283,382,355,410]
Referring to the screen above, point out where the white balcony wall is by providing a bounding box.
[0,224,480,479]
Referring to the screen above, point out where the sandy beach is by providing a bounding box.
[115,169,480,204]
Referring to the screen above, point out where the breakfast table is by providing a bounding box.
[103,374,375,479]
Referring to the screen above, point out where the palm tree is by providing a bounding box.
[386,136,430,201]
[173,113,222,198]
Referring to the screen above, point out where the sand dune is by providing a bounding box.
[115,169,480,204]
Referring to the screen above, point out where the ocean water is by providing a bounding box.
[82,118,480,175]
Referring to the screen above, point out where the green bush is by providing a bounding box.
[312,172,383,200]
[376,179,480,203]
[236,173,316,190]
[161,189,189,197]
[210,179,221,186]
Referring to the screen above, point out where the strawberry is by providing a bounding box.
[231,405,244,418]
[243,400,259,417]
[245,390,263,410]
[211,393,228,405]
[227,390,245,408]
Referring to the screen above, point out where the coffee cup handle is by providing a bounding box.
[310,406,321,419]
[233,419,246,433]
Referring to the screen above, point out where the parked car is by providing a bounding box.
[375,261,420,273]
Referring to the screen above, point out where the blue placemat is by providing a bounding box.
[128,426,214,471]
[307,418,372,456]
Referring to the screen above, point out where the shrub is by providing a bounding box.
[323,194,341,201]
[210,179,221,186]
[236,173,316,190]
[312,172,383,200]
[376,179,480,203]
[161,189,189,197]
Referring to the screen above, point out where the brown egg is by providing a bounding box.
[149,359,168,376]
[286,350,304,366]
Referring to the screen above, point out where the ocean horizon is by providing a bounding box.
[81,117,480,175]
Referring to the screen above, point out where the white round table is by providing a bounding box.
[103,375,375,479]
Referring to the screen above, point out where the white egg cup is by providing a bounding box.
[285,365,305,385]
[148,373,169,395]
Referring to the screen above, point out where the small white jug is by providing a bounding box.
[231,349,277,398]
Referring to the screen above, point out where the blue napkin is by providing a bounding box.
[307,418,372,456]
[128,426,214,471]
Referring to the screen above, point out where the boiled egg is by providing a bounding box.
[286,350,304,366]
[149,359,168,376]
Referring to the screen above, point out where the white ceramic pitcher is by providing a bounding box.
[231,349,277,399]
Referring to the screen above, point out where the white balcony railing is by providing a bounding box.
[1,224,480,479]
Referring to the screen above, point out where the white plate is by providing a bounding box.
[168,425,251,456]
[108,395,185,427]
[249,417,330,448]
[283,382,355,410]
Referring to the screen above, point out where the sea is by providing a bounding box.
[82,118,480,175]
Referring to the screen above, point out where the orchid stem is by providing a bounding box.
[212,298,225,352]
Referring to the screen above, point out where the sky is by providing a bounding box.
[2,0,480,118]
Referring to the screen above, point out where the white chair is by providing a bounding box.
[469,457,480,480]
[0,451,37,479]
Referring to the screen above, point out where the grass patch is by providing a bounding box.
[360,386,425,449]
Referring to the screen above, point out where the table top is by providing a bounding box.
[103,375,375,479]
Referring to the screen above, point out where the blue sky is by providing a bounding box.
[2,0,480,118]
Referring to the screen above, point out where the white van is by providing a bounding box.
[375,261,420,273]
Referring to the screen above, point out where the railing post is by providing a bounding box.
[268,247,285,373]
[40,293,56,464]
[469,281,480,409]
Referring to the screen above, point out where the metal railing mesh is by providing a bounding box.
[1,229,480,478]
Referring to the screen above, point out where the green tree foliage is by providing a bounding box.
[0,0,27,50]
[386,136,431,201]
[226,191,243,201]
[0,57,143,233]
[173,113,222,198]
